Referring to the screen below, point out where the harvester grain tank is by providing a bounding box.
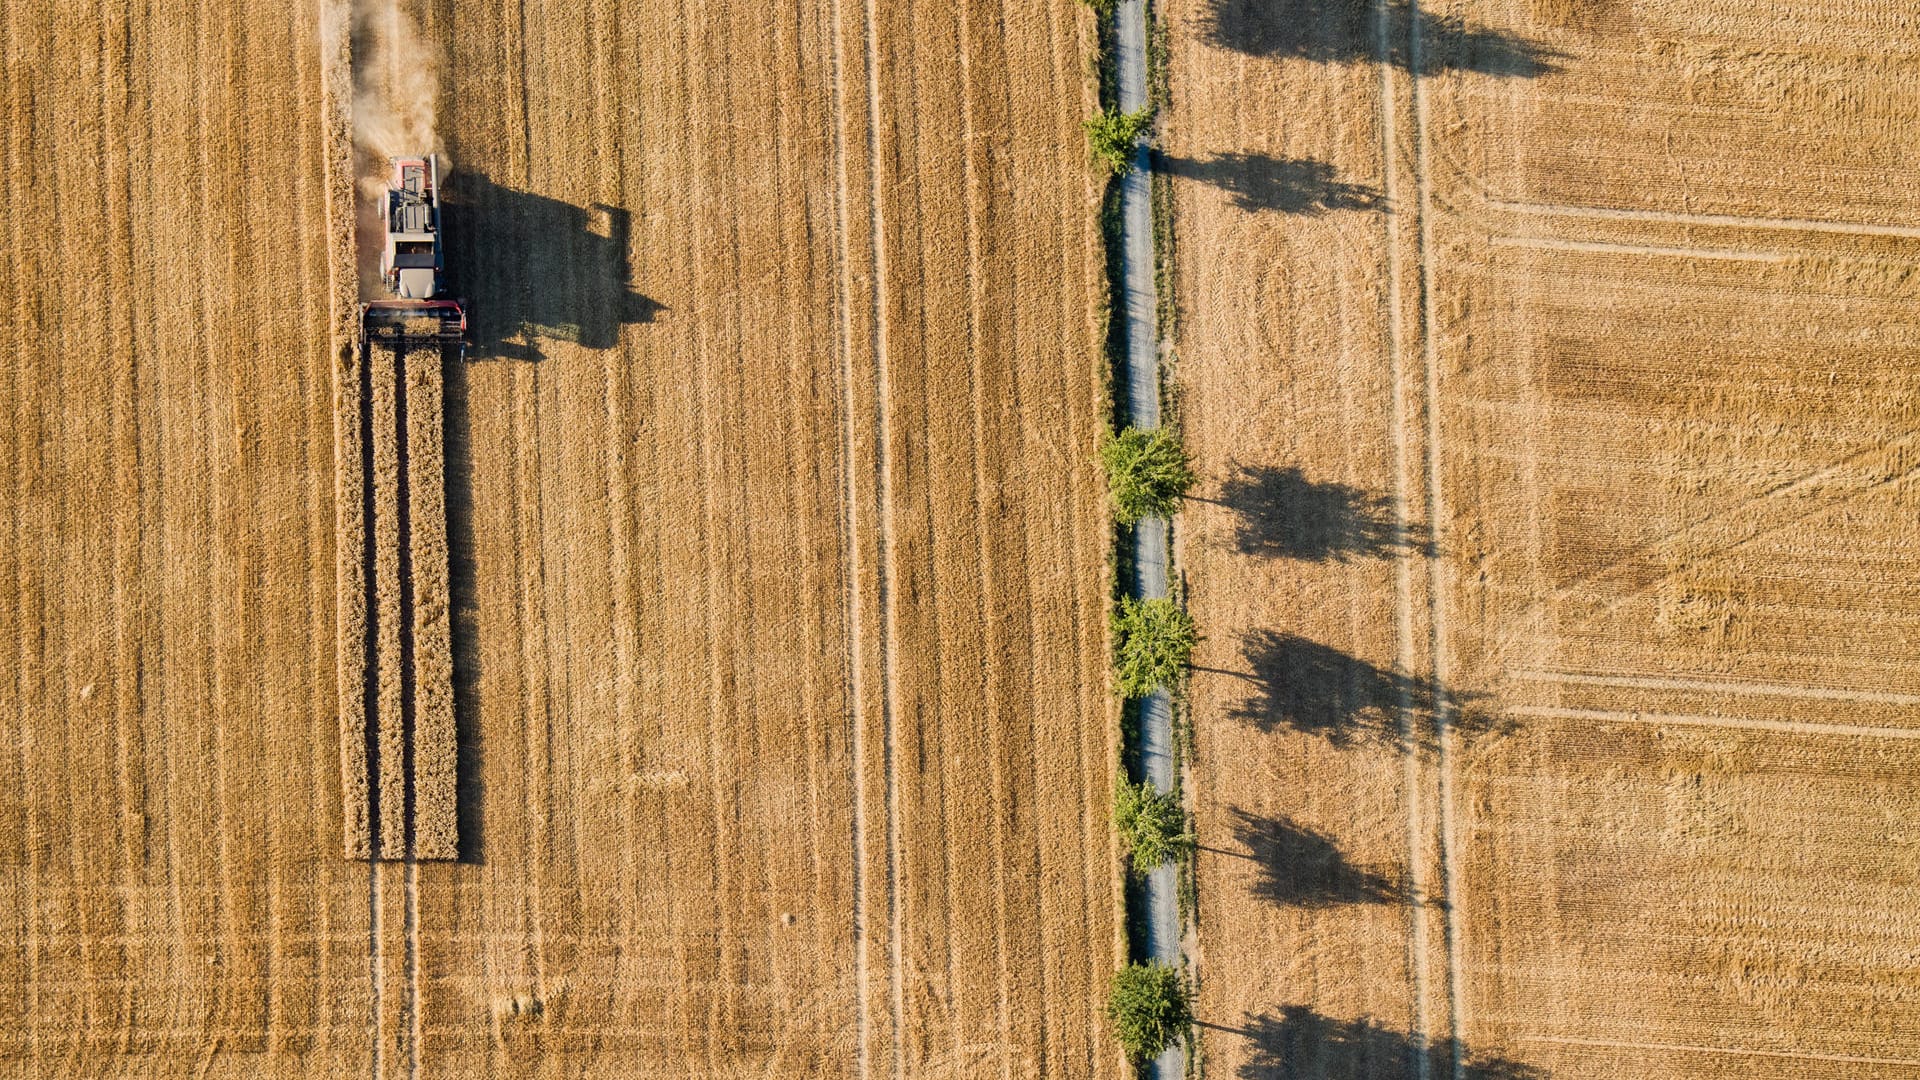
[361,154,468,349]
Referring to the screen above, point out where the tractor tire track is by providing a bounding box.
[824,0,871,1068]
[392,345,420,1080]
[857,0,907,1068]
[1508,704,1920,742]
[362,343,384,1080]
[1405,7,1469,1078]
[1372,0,1436,1074]
[828,0,901,1066]
[1512,669,1920,708]
[1483,199,1920,241]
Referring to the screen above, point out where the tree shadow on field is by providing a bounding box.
[1217,464,1431,561]
[1161,155,1384,216]
[441,350,484,864]
[1212,808,1407,907]
[1214,630,1509,754]
[1217,1006,1547,1080]
[1201,0,1563,78]
[441,172,664,362]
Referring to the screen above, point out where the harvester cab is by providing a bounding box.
[361,154,468,351]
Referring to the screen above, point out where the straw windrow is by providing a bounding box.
[336,340,373,859]
[404,347,457,859]
[370,341,408,860]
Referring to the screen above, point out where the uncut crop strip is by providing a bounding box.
[337,337,458,860]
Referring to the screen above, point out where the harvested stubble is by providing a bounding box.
[403,345,456,859]
[1167,0,1920,1074]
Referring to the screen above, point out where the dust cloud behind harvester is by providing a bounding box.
[325,0,458,861]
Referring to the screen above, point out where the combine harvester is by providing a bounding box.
[340,152,463,862]
[361,154,467,351]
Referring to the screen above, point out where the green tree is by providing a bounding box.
[1105,962,1192,1061]
[1110,596,1197,698]
[1084,107,1153,175]
[1114,780,1193,871]
[1076,0,1117,14]
[1098,426,1194,525]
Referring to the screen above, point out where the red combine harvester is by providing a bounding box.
[360,154,467,352]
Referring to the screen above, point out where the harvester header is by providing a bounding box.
[361,154,467,349]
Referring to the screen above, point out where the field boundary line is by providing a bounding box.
[1404,7,1468,1075]
[1482,198,1920,241]
[1522,1035,1920,1067]
[1371,2,1433,1075]
[1512,669,1920,708]
[1510,704,1920,741]
[1488,235,1797,263]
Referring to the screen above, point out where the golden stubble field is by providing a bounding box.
[1167,0,1920,1075]
[0,0,1120,1075]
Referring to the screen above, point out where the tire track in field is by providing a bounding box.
[718,13,755,1047]
[1404,9,1469,1079]
[195,2,242,1044]
[1512,669,1920,708]
[831,0,905,1060]
[823,0,873,1068]
[1482,199,1920,241]
[1488,235,1800,263]
[1512,442,1920,650]
[858,0,907,1069]
[687,9,728,1059]
[1371,3,1434,1076]
[393,347,419,1080]
[1508,705,1920,742]
[1522,1034,1920,1067]
[360,345,385,1080]
[383,4,423,1061]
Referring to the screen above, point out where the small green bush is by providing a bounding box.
[1114,780,1193,871]
[1099,427,1193,525]
[1110,596,1196,698]
[1105,962,1192,1061]
[1077,0,1117,14]
[1084,108,1154,176]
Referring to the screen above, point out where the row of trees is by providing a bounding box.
[1100,426,1196,1061]
[1087,58,1191,1062]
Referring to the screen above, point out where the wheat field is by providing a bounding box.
[0,0,1121,1075]
[1168,0,1920,1075]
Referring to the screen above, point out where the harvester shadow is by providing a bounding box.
[443,173,664,362]
[1216,630,1509,754]
[1217,464,1431,561]
[1201,0,1563,77]
[442,349,485,864]
[1218,1006,1547,1079]
[1212,808,1407,908]
[1160,155,1384,216]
